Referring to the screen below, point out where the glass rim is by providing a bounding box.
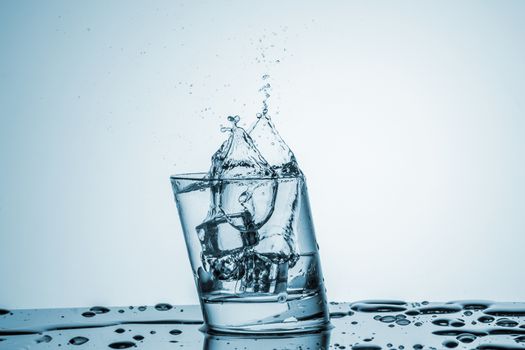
[170,172,302,182]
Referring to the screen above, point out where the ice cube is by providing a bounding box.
[197,212,270,282]
[254,230,298,265]
[239,252,291,295]
[196,214,244,253]
[202,248,245,281]
[217,178,277,232]
[240,253,276,293]
[196,214,247,281]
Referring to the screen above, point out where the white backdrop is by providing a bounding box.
[1,1,524,309]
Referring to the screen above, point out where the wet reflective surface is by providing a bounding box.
[1,301,525,349]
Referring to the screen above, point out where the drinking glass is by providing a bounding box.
[170,173,329,333]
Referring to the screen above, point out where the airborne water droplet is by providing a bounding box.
[227,115,240,125]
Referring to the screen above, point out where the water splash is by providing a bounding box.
[209,115,275,179]
[208,75,300,179]
[248,75,301,176]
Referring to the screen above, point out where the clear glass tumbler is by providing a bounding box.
[170,173,329,333]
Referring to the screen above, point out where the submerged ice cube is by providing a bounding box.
[255,230,298,265]
[253,177,300,266]
[238,254,290,294]
[196,213,244,253]
[218,178,277,232]
[197,212,258,281]
[202,248,245,281]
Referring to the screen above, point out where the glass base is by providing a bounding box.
[200,292,330,334]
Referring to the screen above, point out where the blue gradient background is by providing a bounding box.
[1,1,524,309]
